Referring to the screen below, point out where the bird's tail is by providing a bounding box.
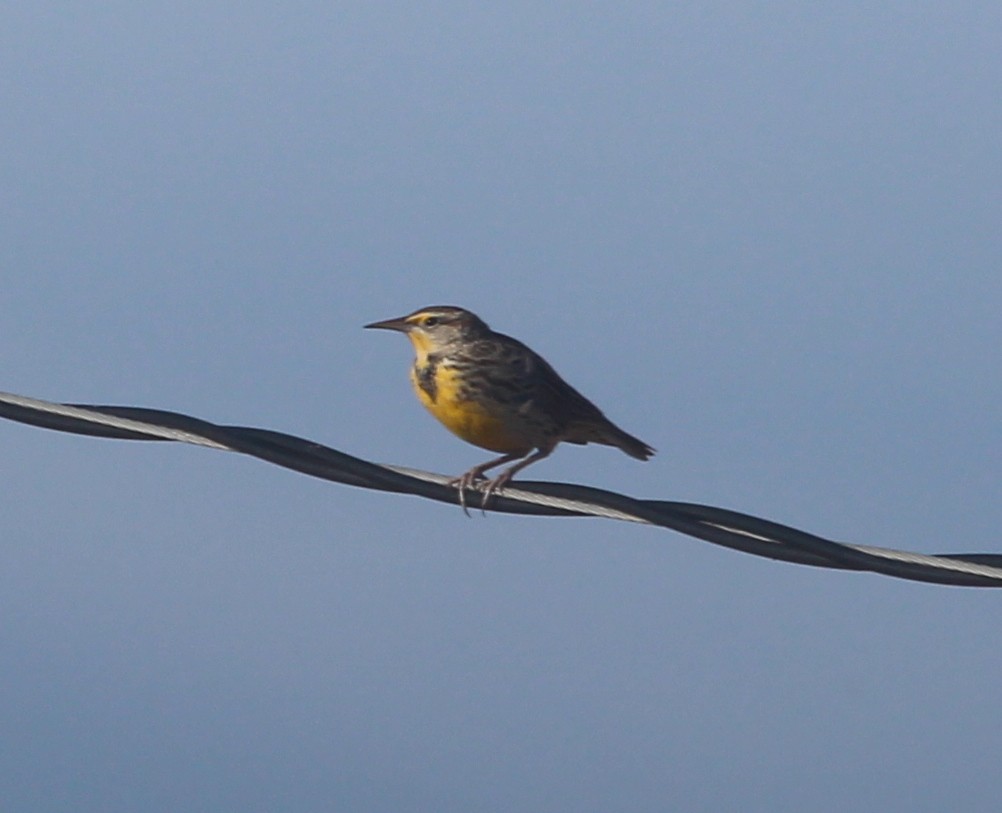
[583,420,654,460]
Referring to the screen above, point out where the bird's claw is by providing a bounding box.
[449,471,485,517]
[449,471,511,517]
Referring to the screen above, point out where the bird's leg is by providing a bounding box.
[479,443,556,511]
[449,452,523,516]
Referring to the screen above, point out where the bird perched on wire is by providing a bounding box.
[365,305,654,513]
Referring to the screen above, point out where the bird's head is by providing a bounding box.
[365,306,490,355]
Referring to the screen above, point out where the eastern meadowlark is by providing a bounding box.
[365,305,654,512]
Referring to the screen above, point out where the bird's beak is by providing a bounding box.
[364,316,411,332]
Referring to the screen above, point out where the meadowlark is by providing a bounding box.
[365,305,654,512]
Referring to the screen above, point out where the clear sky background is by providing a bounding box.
[2,3,1001,811]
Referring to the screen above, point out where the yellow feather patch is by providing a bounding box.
[403,328,436,358]
[409,363,531,455]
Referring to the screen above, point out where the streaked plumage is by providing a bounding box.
[366,306,654,512]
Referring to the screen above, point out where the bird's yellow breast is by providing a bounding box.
[409,359,532,455]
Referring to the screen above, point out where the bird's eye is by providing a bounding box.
[423,316,439,327]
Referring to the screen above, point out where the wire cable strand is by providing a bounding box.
[2,389,1001,588]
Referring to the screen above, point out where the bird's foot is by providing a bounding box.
[448,470,487,517]
[479,471,514,513]
[448,469,516,517]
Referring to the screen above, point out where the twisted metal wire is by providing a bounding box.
[2,390,1001,587]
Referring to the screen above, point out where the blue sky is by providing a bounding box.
[2,3,1001,811]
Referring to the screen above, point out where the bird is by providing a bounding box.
[365,305,654,513]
